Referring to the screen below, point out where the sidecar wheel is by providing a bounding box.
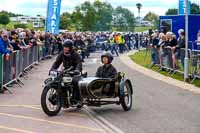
[120,81,132,111]
[41,87,62,116]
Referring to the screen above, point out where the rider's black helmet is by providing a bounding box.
[101,52,113,64]
[63,40,73,50]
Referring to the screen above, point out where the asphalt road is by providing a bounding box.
[85,51,200,133]
[0,51,200,133]
[0,56,107,133]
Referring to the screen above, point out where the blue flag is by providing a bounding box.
[178,0,191,15]
[45,0,62,34]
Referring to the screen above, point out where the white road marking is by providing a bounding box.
[0,112,105,132]
[0,125,37,133]
[84,107,124,133]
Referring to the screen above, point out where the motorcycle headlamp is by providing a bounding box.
[50,71,58,77]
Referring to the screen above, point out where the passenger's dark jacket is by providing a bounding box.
[96,64,117,79]
[50,50,82,71]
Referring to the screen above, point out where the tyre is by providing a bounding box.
[120,81,133,111]
[41,87,62,116]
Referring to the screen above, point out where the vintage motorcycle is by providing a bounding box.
[41,67,133,116]
[75,46,86,61]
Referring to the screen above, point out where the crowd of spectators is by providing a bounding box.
[148,29,186,70]
[1,28,199,69]
[148,29,200,72]
[0,29,45,59]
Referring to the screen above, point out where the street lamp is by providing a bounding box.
[136,3,142,17]
[136,3,142,50]
[184,0,189,81]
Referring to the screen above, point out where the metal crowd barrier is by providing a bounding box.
[38,45,54,60]
[173,48,192,76]
[159,47,173,71]
[150,47,200,82]
[0,45,54,93]
[3,51,16,86]
[0,55,3,93]
[191,50,200,83]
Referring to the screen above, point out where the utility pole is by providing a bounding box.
[184,0,189,81]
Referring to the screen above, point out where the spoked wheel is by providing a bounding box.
[41,87,62,116]
[120,81,133,111]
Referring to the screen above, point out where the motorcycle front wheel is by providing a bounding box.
[41,86,62,116]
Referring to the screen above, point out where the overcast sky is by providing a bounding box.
[0,0,200,17]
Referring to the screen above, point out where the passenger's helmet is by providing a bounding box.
[101,52,113,64]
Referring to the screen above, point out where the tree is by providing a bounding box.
[0,13,10,25]
[143,12,159,29]
[59,12,72,29]
[71,6,83,31]
[93,0,113,31]
[0,10,22,17]
[191,3,200,14]
[14,23,27,29]
[144,12,158,22]
[79,1,97,31]
[57,0,136,31]
[93,1,111,30]
[165,3,200,15]
[113,6,135,31]
[71,0,113,31]
[165,8,178,15]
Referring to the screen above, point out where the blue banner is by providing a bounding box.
[45,0,62,34]
[178,0,191,15]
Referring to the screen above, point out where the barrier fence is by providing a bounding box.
[0,45,53,93]
[191,50,200,82]
[150,46,200,83]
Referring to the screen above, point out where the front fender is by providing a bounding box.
[125,79,133,95]
[44,80,60,89]
[119,78,133,96]
[119,78,125,97]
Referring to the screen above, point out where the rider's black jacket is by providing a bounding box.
[50,50,82,72]
[74,40,85,49]
[96,64,117,79]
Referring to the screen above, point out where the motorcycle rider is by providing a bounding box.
[96,52,117,79]
[50,40,82,104]
[74,35,86,62]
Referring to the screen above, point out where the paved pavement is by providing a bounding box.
[0,51,200,133]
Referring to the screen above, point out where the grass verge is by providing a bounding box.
[134,26,154,32]
[129,50,200,87]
